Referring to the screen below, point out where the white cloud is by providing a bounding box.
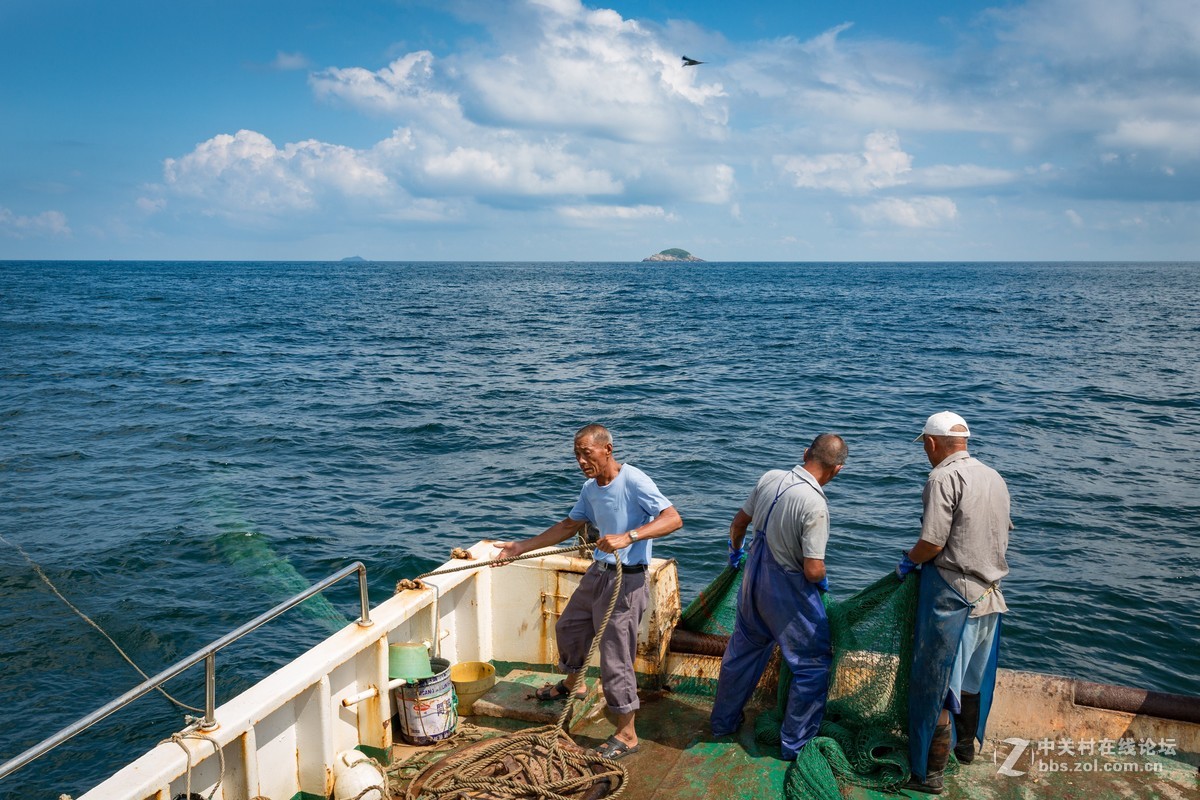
[458,0,727,143]
[1066,209,1084,227]
[373,127,622,197]
[136,196,166,214]
[310,52,462,122]
[423,141,622,196]
[909,164,1018,190]
[852,196,958,228]
[557,204,675,223]
[271,51,311,71]
[992,0,1200,68]
[162,130,390,217]
[0,207,70,238]
[1100,118,1200,156]
[777,130,912,195]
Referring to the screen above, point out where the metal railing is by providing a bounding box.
[0,561,373,782]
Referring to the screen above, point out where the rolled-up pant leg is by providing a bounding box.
[555,565,649,714]
[597,570,648,713]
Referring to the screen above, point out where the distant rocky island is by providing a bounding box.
[340,255,366,262]
[642,248,705,263]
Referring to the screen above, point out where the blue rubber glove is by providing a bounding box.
[728,539,746,570]
[896,553,918,581]
[815,575,829,593]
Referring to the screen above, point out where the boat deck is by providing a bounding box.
[388,666,1199,800]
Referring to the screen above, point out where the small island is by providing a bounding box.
[642,248,705,263]
[340,256,367,263]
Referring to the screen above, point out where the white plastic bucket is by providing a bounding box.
[393,656,457,745]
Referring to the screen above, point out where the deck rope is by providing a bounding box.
[395,541,593,593]
[0,532,204,714]
[163,730,225,800]
[404,543,630,800]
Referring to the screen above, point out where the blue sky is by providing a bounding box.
[2,0,1198,261]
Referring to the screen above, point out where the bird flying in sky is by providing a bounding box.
[681,56,704,66]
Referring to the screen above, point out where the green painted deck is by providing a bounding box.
[388,666,1200,800]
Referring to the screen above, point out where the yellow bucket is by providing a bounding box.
[450,661,496,715]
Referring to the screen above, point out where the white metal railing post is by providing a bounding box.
[357,563,372,627]
[202,653,218,730]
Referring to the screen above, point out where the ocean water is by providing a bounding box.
[1,260,1197,798]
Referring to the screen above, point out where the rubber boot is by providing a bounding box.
[904,723,951,794]
[953,692,981,764]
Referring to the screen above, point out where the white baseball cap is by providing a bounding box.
[914,411,971,442]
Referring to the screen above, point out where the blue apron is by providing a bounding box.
[907,566,1001,779]
[710,479,832,758]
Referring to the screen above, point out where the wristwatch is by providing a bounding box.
[628,529,640,541]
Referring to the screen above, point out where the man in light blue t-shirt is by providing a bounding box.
[495,424,682,760]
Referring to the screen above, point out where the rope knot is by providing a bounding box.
[395,578,427,593]
[450,547,473,560]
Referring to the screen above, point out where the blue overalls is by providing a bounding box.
[709,479,832,759]
[907,566,1001,780]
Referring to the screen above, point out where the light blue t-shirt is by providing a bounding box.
[568,464,673,566]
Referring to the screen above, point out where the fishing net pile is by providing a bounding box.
[678,567,920,799]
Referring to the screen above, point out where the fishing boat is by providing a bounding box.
[4,541,1197,799]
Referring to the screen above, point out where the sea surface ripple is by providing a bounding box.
[1,260,1198,797]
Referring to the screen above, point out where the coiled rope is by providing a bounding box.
[0,532,203,714]
[401,540,630,800]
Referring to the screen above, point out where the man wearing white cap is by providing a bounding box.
[898,412,1012,794]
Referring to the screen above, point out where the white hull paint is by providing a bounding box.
[80,543,678,800]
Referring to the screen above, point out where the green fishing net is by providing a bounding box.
[679,564,744,636]
[680,567,921,798]
[786,573,920,798]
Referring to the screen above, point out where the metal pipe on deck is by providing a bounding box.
[1074,680,1200,725]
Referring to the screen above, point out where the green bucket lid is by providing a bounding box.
[388,642,434,680]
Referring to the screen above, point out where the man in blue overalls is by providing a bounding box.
[709,433,848,759]
[898,411,1012,794]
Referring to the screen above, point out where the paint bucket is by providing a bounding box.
[388,641,433,680]
[450,661,496,715]
[394,656,457,745]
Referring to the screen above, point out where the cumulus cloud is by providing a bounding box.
[163,130,390,217]
[776,131,1013,196]
[372,126,624,198]
[310,51,462,121]
[0,207,70,238]
[457,0,727,143]
[309,1,726,145]
[777,131,912,194]
[852,196,958,228]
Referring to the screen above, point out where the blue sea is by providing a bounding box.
[1,260,1198,798]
